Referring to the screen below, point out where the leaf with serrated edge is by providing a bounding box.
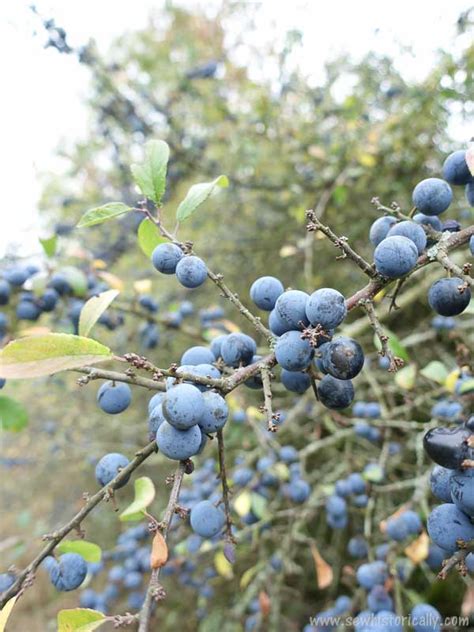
[0,594,18,632]
[176,175,228,222]
[57,609,106,632]
[120,477,155,521]
[131,140,169,203]
[137,218,166,257]
[57,540,102,563]
[77,203,131,228]
[0,334,113,379]
[0,396,28,431]
[79,290,119,338]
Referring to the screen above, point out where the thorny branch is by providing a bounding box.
[359,300,404,371]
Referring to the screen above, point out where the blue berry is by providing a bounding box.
[374,235,418,278]
[318,375,354,409]
[411,604,442,632]
[305,288,347,329]
[148,403,166,439]
[430,465,452,503]
[190,500,225,538]
[387,220,427,254]
[369,216,397,246]
[97,382,132,414]
[175,256,207,288]
[321,336,364,380]
[250,276,284,311]
[427,503,474,552]
[275,330,314,372]
[281,369,311,393]
[221,333,256,367]
[199,391,228,433]
[268,308,291,335]
[413,213,443,231]
[356,561,388,590]
[47,553,87,591]
[450,468,474,517]
[367,585,393,613]
[274,290,309,330]
[0,280,11,305]
[347,536,369,559]
[412,178,453,216]
[287,479,311,503]
[163,384,205,429]
[156,421,202,460]
[428,277,471,316]
[95,453,130,488]
[151,243,183,274]
[442,150,473,186]
[180,346,215,366]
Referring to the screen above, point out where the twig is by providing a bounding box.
[74,367,166,391]
[438,540,474,579]
[216,430,235,543]
[138,462,186,632]
[0,441,159,609]
[260,366,277,432]
[435,251,473,288]
[360,300,403,371]
[306,210,376,278]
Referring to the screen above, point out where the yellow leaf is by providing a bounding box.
[214,550,233,579]
[133,279,152,294]
[404,531,429,565]
[240,564,260,589]
[150,531,168,569]
[247,406,265,422]
[0,595,18,632]
[357,152,377,168]
[234,491,252,517]
[445,368,461,394]
[279,245,298,258]
[310,542,333,589]
[220,319,240,333]
[373,289,386,303]
[96,271,124,291]
[92,259,107,270]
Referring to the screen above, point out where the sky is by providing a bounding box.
[0,0,472,257]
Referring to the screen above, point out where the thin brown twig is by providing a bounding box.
[260,366,278,432]
[306,210,376,278]
[216,429,235,543]
[138,462,186,631]
[360,300,404,371]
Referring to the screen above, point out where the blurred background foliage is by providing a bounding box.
[1,2,473,630]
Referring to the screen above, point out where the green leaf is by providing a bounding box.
[395,364,416,390]
[57,609,106,632]
[39,235,57,258]
[176,175,229,222]
[77,203,131,228]
[61,267,89,297]
[137,218,166,257]
[57,540,102,563]
[131,140,170,204]
[0,334,113,379]
[420,361,448,385]
[120,476,155,521]
[251,493,269,520]
[0,594,19,632]
[459,378,474,395]
[79,290,120,338]
[0,396,28,431]
[373,329,410,362]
